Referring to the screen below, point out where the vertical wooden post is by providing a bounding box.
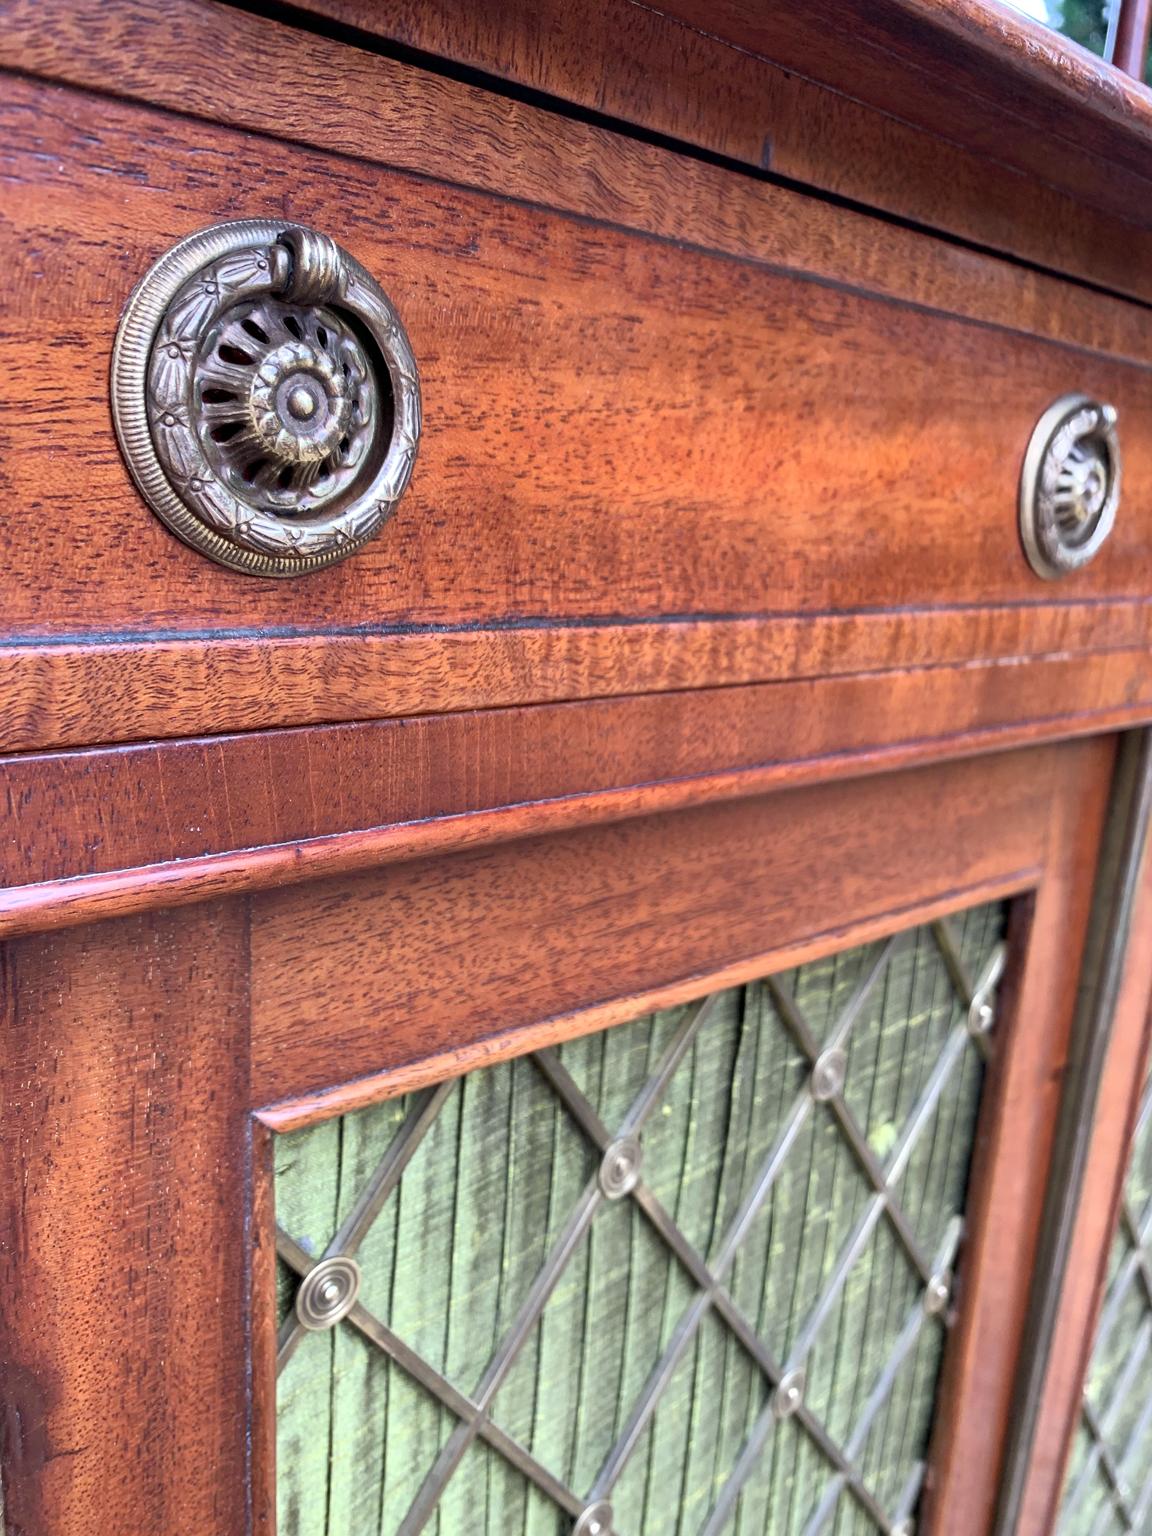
[924,737,1117,1535]
[993,731,1152,1533]
[1113,0,1152,78]
[0,902,252,1536]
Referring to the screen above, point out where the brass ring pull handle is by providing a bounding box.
[1019,394,1119,579]
[111,221,421,576]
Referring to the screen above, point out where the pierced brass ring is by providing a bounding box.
[111,220,421,577]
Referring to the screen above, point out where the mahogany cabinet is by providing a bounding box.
[3,2,1152,1533]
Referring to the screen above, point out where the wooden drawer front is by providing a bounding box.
[4,76,1152,645]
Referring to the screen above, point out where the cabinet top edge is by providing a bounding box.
[274,0,1152,233]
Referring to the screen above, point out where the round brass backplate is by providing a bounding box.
[1019,393,1119,580]
[111,221,421,577]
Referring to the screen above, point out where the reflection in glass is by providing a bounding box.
[1004,0,1115,57]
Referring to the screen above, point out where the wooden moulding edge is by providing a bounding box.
[7,601,1152,754]
[3,702,1143,941]
[254,868,1041,1131]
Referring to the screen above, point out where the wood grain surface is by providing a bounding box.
[1011,849,1152,1533]
[5,650,1152,940]
[7,599,1152,755]
[4,67,1152,746]
[284,0,1152,174]
[0,901,253,1536]
[10,0,1152,304]
[4,5,1151,356]
[923,734,1116,1533]
[247,744,1067,1110]
[5,77,1150,633]
[2,2,1149,1530]
[655,0,1152,223]
[271,0,1152,301]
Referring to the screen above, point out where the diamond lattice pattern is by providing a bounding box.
[1058,1023,1152,1534]
[276,903,1007,1536]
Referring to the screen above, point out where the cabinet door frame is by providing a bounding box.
[244,738,1113,1536]
[994,733,1152,1536]
[0,722,1124,1536]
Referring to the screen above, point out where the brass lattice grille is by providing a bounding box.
[1058,1041,1152,1534]
[275,904,1006,1535]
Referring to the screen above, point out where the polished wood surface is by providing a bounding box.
[14,6,1145,358]
[14,0,1152,306]
[1012,854,1152,1532]
[249,745,1063,1110]
[3,58,1152,747]
[5,0,1141,338]
[657,0,1152,222]
[279,0,1152,299]
[924,736,1116,1533]
[8,599,1152,756]
[0,903,252,1536]
[3,0,1152,1530]
[7,650,1152,941]
[7,75,1150,629]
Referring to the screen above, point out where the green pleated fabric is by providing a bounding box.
[276,902,1005,1536]
[1057,1028,1152,1534]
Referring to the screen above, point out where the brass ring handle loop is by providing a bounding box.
[276,225,345,306]
[111,220,421,576]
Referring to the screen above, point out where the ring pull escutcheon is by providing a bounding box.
[1019,393,1120,580]
[111,220,421,577]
